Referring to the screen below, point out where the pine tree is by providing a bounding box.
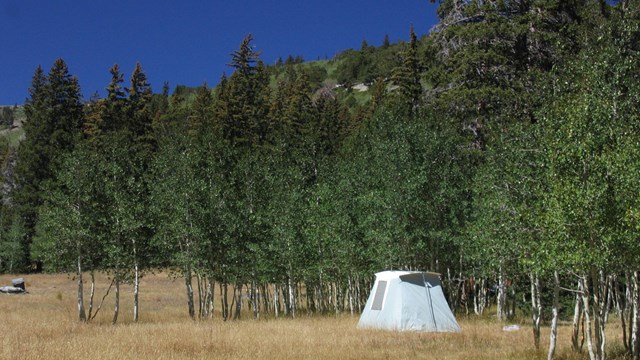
[150,81,170,131]
[369,77,387,114]
[222,34,271,146]
[126,63,153,144]
[107,64,126,102]
[383,34,390,49]
[14,59,84,269]
[46,59,84,152]
[361,39,369,51]
[189,83,214,138]
[83,92,103,141]
[392,25,422,111]
[94,64,127,135]
[229,34,261,78]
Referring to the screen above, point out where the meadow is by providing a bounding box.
[0,273,625,359]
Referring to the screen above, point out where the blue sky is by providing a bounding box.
[0,1,439,105]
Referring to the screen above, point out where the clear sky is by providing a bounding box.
[0,1,439,105]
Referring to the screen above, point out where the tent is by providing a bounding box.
[357,271,461,332]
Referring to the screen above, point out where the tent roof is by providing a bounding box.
[375,270,441,281]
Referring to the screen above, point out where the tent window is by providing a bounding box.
[371,281,387,310]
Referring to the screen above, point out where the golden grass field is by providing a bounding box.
[0,272,627,360]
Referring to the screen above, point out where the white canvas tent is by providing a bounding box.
[358,271,461,332]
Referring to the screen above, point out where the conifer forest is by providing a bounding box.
[2,1,640,359]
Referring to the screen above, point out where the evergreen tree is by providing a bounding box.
[14,59,84,269]
[392,25,422,111]
[221,34,271,146]
[189,83,213,138]
[126,62,154,154]
[150,81,171,133]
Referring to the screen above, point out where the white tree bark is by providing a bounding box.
[208,278,215,319]
[185,266,195,319]
[288,275,296,318]
[572,278,584,352]
[582,276,597,360]
[593,270,607,360]
[530,273,542,350]
[632,271,640,360]
[251,279,259,320]
[112,277,120,325]
[233,283,242,320]
[274,284,279,318]
[87,271,96,320]
[497,270,507,321]
[76,255,86,322]
[348,276,354,315]
[133,257,139,322]
[221,282,229,321]
[548,271,560,360]
[474,278,487,316]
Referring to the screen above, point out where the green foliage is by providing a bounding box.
[392,26,422,110]
[540,13,640,271]
[32,144,104,272]
[466,122,547,277]
[13,59,85,270]
[0,216,25,273]
[220,34,271,146]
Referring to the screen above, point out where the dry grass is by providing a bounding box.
[0,273,626,359]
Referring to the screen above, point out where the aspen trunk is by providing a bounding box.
[184,266,195,319]
[632,271,640,360]
[510,284,516,319]
[261,284,270,315]
[480,278,487,315]
[306,284,312,315]
[548,271,560,360]
[605,275,614,324]
[618,273,628,353]
[221,282,229,321]
[336,282,341,313]
[348,276,354,315]
[530,272,541,350]
[461,276,469,315]
[288,276,296,318]
[473,278,479,315]
[358,277,363,310]
[234,283,242,320]
[133,259,139,322]
[274,284,280,318]
[77,256,86,322]
[591,269,607,360]
[87,271,96,321]
[625,272,636,357]
[497,271,507,321]
[196,273,203,318]
[582,276,597,360]
[251,279,259,320]
[572,279,584,352]
[474,278,487,316]
[112,277,120,325]
[207,277,215,319]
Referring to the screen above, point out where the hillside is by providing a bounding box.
[169,37,413,113]
[0,105,25,146]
